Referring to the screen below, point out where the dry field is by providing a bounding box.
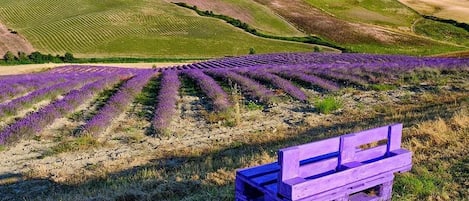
[0,23,34,57]
[399,0,469,23]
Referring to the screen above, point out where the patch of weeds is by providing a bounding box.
[369,84,397,91]
[68,110,86,122]
[43,135,102,157]
[245,100,263,111]
[32,135,41,141]
[394,170,442,199]
[204,108,238,127]
[314,96,343,114]
[134,76,160,120]
[0,145,5,152]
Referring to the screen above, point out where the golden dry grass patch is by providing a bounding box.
[399,0,469,23]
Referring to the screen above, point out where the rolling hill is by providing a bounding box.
[0,0,323,58]
[0,0,468,58]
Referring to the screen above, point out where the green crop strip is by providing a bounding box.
[173,2,349,52]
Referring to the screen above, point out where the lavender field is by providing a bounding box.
[0,53,468,200]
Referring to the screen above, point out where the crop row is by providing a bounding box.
[0,52,467,144]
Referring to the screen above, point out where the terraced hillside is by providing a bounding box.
[0,0,319,58]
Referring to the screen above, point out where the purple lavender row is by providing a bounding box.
[0,74,73,103]
[152,70,181,132]
[274,69,340,92]
[307,68,368,86]
[240,69,307,101]
[0,75,102,118]
[0,76,124,145]
[182,69,231,111]
[205,69,274,103]
[81,73,155,136]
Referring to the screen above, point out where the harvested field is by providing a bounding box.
[399,0,469,23]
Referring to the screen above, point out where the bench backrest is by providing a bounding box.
[278,123,404,199]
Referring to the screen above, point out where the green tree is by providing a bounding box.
[249,47,256,55]
[17,51,30,63]
[313,46,321,52]
[63,52,75,62]
[3,51,16,63]
[29,51,46,63]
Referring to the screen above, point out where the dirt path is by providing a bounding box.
[0,62,190,76]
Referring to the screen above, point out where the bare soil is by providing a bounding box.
[399,0,469,23]
[0,23,34,57]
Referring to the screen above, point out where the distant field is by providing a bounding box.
[304,0,418,30]
[398,0,469,23]
[253,0,467,55]
[0,0,318,58]
[165,0,304,36]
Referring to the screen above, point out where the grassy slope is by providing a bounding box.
[305,0,418,29]
[255,0,468,55]
[0,0,317,58]
[167,0,304,36]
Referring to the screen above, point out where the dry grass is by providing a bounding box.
[399,0,469,23]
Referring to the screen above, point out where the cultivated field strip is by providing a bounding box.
[0,53,468,145]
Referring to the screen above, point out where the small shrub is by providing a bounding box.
[245,100,263,111]
[249,47,256,55]
[314,96,343,114]
[0,145,5,152]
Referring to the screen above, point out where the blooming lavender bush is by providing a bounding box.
[182,69,231,111]
[0,76,123,145]
[152,70,181,133]
[205,69,274,103]
[274,69,340,92]
[241,69,308,101]
[0,75,102,118]
[81,73,155,136]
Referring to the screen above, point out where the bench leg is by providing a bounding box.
[379,180,393,201]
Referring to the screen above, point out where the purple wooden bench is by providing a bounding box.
[235,123,412,201]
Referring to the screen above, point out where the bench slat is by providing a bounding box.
[238,162,279,178]
[286,150,411,200]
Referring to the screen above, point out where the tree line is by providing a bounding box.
[2,51,75,64]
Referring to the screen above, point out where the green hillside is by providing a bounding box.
[0,0,321,58]
[304,0,418,29]
[173,0,304,36]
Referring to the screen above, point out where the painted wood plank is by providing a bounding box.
[251,172,278,186]
[287,151,411,200]
[388,123,403,153]
[298,157,338,178]
[279,147,300,181]
[354,145,387,163]
[238,162,279,178]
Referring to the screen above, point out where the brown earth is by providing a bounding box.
[0,23,34,57]
[399,0,469,23]
[252,0,432,45]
